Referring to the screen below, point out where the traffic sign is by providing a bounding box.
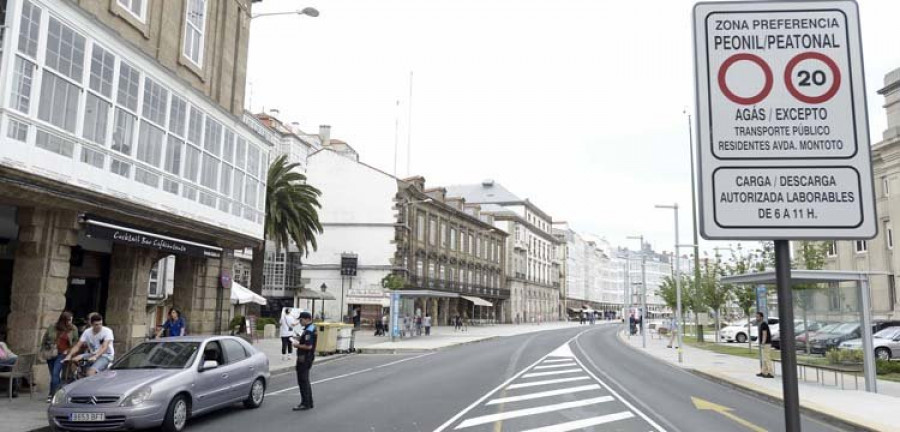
[693,0,876,240]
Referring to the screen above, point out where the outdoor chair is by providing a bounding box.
[0,353,36,400]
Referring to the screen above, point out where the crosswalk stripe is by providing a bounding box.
[533,363,577,370]
[518,411,636,432]
[454,396,615,429]
[486,384,601,405]
[522,368,583,378]
[541,358,575,364]
[506,376,591,390]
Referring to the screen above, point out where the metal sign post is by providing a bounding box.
[694,2,876,431]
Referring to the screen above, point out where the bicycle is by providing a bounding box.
[61,356,91,385]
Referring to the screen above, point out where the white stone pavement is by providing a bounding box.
[620,328,900,432]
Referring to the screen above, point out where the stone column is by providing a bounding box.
[7,208,79,391]
[174,253,232,336]
[105,244,158,355]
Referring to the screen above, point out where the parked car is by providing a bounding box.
[48,336,269,432]
[719,317,780,343]
[839,326,900,360]
[809,323,863,355]
[795,322,840,349]
[772,320,820,350]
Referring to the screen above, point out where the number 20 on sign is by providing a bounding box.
[693,0,876,240]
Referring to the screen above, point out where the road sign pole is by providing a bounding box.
[774,240,801,432]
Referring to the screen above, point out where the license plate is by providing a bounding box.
[69,413,105,422]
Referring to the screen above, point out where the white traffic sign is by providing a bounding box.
[693,0,876,240]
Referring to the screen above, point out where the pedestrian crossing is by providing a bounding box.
[436,342,665,432]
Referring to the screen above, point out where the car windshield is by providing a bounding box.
[112,342,200,370]
[875,327,900,339]
[816,323,841,334]
[832,323,859,334]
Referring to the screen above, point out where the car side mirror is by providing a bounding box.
[201,360,218,371]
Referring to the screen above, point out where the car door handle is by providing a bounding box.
[221,373,228,379]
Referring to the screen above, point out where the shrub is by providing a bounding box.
[825,349,864,364]
[230,316,245,329]
[877,359,900,375]
[256,317,278,331]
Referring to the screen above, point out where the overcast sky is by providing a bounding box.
[246,0,900,257]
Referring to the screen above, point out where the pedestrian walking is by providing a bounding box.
[579,311,585,325]
[666,316,679,348]
[381,313,389,337]
[756,312,775,378]
[424,314,432,336]
[279,308,298,361]
[415,315,423,336]
[629,312,636,335]
[292,311,317,411]
[40,311,78,401]
[454,314,462,331]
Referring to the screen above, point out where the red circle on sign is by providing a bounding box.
[717,53,773,105]
[784,52,841,104]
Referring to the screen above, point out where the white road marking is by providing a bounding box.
[546,343,575,358]
[521,368,583,378]
[541,358,575,364]
[532,363,577,370]
[432,329,594,432]
[454,396,615,429]
[266,352,435,396]
[486,384,600,405]
[506,376,591,390]
[519,411,636,432]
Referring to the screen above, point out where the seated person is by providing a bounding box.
[0,340,18,396]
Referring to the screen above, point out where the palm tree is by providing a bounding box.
[250,154,323,303]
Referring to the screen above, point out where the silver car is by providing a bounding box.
[48,336,270,432]
[840,326,900,360]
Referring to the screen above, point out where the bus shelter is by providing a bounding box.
[721,270,886,393]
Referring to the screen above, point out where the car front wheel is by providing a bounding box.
[162,394,189,432]
[876,347,891,361]
[736,333,748,343]
[244,378,266,409]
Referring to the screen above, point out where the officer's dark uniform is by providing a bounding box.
[293,319,317,410]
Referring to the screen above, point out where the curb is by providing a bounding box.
[356,336,499,354]
[614,330,882,432]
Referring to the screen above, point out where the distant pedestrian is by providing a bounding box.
[415,315,423,336]
[454,314,462,331]
[579,311,585,325]
[374,318,383,336]
[156,308,186,338]
[279,308,297,361]
[590,312,596,325]
[424,314,432,336]
[382,314,389,337]
[292,311,317,411]
[756,312,774,378]
[41,311,78,401]
[667,316,678,348]
[629,313,636,335]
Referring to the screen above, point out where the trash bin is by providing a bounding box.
[315,322,338,355]
[336,324,353,353]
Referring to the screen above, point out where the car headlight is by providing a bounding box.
[51,388,67,406]
[120,386,152,407]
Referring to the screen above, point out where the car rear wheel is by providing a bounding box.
[244,378,265,409]
[162,394,189,432]
[876,347,891,361]
[736,333,748,343]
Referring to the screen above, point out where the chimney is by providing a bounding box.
[269,108,280,116]
[319,125,331,147]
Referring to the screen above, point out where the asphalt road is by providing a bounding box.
[183,325,850,432]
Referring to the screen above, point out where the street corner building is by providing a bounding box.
[0,0,268,389]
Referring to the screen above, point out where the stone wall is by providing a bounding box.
[106,244,159,355]
[174,253,234,335]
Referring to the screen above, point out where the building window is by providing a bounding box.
[885,177,891,197]
[888,223,894,250]
[183,144,201,182]
[142,78,168,126]
[110,158,131,178]
[34,130,73,157]
[10,58,35,114]
[450,228,456,251]
[429,218,437,246]
[117,0,147,22]
[441,223,447,248]
[89,44,115,98]
[183,0,207,67]
[855,240,867,254]
[136,121,164,167]
[37,71,80,133]
[82,93,110,145]
[246,144,260,179]
[232,171,244,214]
[164,135,183,176]
[223,130,235,163]
[112,109,136,155]
[80,147,104,168]
[117,62,141,112]
[469,234,474,255]
[18,0,42,58]
[7,119,29,142]
[135,167,159,188]
[187,106,203,144]
[204,118,222,156]
[825,241,837,257]
[235,138,247,168]
[201,154,219,191]
[168,95,187,137]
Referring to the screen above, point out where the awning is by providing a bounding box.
[231,282,266,305]
[294,288,336,300]
[347,297,391,307]
[461,295,493,307]
[83,217,222,258]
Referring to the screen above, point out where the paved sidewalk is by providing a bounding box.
[620,328,900,431]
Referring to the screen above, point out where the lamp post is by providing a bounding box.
[627,235,646,348]
[251,7,320,19]
[320,283,327,321]
[655,203,684,363]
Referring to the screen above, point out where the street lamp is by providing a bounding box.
[251,7,320,19]
[627,235,647,348]
[655,203,684,363]
[319,283,327,320]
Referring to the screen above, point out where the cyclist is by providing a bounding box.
[64,313,114,377]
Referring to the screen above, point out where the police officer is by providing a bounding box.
[292,311,317,411]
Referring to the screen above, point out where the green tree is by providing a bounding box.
[680,273,708,342]
[381,273,407,290]
[703,255,732,343]
[728,247,760,352]
[657,275,679,312]
[251,155,324,303]
[793,241,829,354]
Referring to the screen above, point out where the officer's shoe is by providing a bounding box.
[293,404,312,411]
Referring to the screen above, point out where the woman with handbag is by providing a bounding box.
[41,311,78,402]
